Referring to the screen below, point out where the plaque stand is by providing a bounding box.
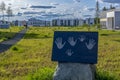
[52,31,98,80]
[53,63,96,80]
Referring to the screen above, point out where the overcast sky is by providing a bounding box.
[0,0,120,21]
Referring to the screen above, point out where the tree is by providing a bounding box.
[0,1,6,22]
[110,5,115,10]
[6,6,13,22]
[103,6,107,11]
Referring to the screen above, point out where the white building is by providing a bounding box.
[28,18,51,27]
[12,20,26,26]
[52,18,84,26]
[0,21,10,29]
[85,18,95,25]
[100,9,120,30]
[100,11,107,29]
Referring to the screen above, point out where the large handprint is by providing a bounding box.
[68,37,77,46]
[85,39,96,50]
[55,37,66,49]
[79,35,86,42]
[66,49,74,56]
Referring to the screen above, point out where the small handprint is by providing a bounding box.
[79,35,86,42]
[55,37,66,49]
[66,49,74,56]
[68,37,77,46]
[85,39,96,50]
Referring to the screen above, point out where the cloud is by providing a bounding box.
[73,0,81,3]
[41,12,73,19]
[50,2,59,6]
[97,0,104,3]
[42,13,62,17]
[83,6,89,11]
[26,16,32,18]
[1,0,97,20]
[88,8,95,11]
[103,0,120,3]
[83,15,92,17]
[82,6,95,12]
[23,11,45,15]
[17,12,22,16]
[23,12,38,15]
[21,7,27,10]
[30,5,56,9]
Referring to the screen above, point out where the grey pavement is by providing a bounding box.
[0,29,27,53]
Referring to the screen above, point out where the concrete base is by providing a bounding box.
[53,63,96,80]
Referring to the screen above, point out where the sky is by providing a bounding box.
[0,0,120,21]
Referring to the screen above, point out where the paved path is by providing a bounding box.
[0,29,27,53]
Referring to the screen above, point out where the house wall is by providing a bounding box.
[100,11,107,29]
[115,11,120,29]
[100,9,120,30]
[85,18,94,25]
[0,24,10,29]
[107,11,115,30]
[78,19,84,26]
[107,11,114,17]
[57,19,60,26]
[28,18,51,27]
[107,17,114,30]
[100,18,107,28]
[52,19,84,26]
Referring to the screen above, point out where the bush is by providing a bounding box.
[12,46,18,51]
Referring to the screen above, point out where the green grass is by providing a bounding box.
[0,26,120,80]
[0,26,24,42]
[95,70,118,80]
[27,68,54,80]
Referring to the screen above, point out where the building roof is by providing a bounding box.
[100,9,120,18]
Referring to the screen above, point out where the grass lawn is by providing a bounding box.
[0,26,120,80]
[0,26,24,42]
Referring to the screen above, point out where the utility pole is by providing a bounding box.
[96,0,100,30]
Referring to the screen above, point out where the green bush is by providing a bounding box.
[12,46,19,51]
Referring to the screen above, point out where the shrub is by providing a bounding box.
[12,46,18,51]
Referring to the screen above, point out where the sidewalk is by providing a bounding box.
[0,29,27,53]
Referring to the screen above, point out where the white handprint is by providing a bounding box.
[66,49,74,56]
[85,39,96,50]
[79,35,86,42]
[68,37,77,46]
[55,37,66,49]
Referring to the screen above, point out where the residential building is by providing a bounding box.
[0,21,10,29]
[28,18,51,27]
[100,11,107,29]
[85,18,95,25]
[100,9,120,30]
[52,18,84,26]
[12,20,26,26]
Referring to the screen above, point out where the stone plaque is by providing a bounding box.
[52,31,98,64]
